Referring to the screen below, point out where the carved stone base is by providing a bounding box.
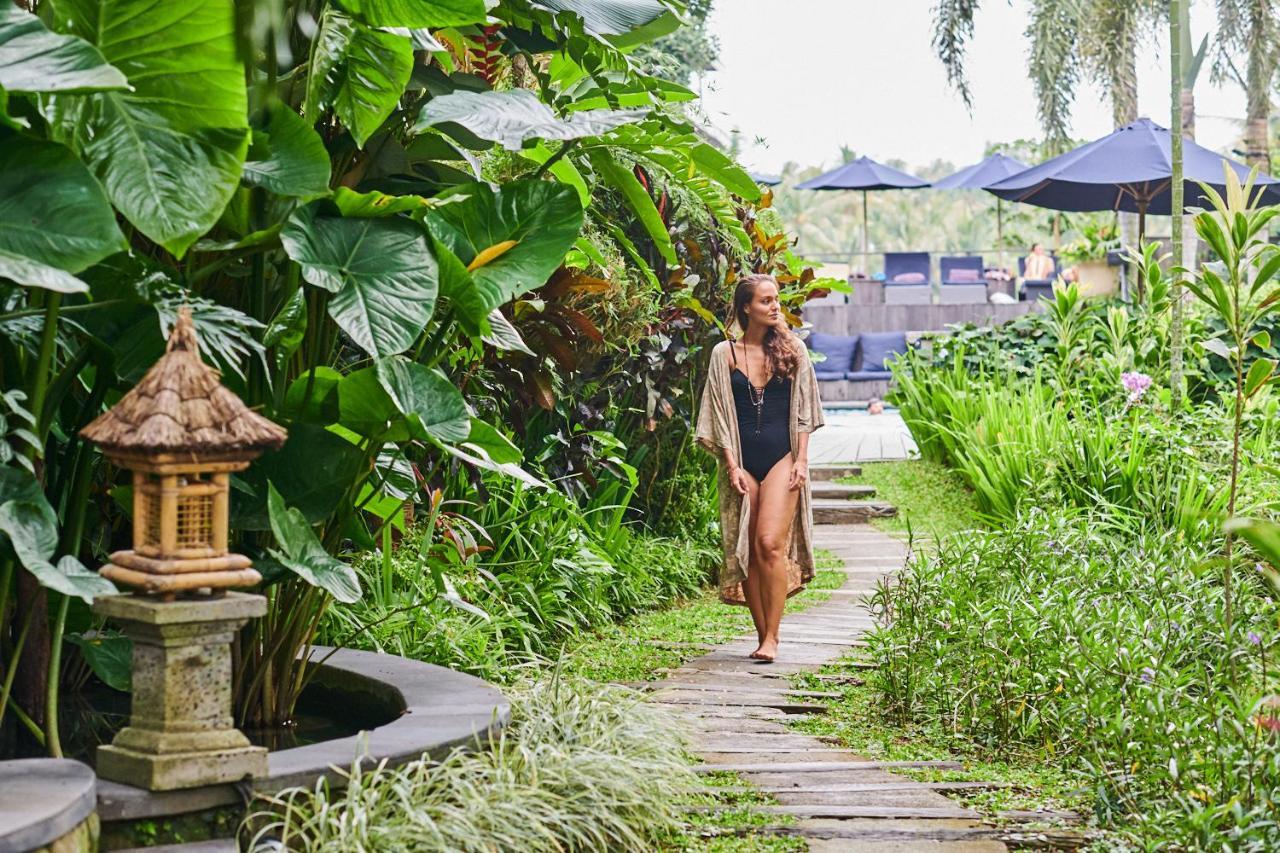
[97,742,266,791]
[93,592,268,791]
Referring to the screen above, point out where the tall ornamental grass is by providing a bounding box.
[245,677,697,852]
[869,512,1280,848]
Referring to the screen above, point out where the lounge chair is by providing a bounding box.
[882,252,932,305]
[1018,255,1058,301]
[939,255,987,304]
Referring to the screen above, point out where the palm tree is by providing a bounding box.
[933,0,1161,150]
[1212,0,1279,171]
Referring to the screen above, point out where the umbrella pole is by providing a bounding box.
[862,190,869,276]
[996,198,1004,272]
[1137,202,1147,302]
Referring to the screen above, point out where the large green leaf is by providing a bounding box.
[304,10,412,148]
[337,359,469,443]
[0,250,87,293]
[533,0,674,38]
[375,358,470,443]
[414,89,642,151]
[423,180,583,322]
[242,101,332,200]
[0,136,126,278]
[50,0,250,257]
[587,147,675,263]
[232,423,368,528]
[66,631,132,692]
[0,4,127,93]
[338,366,407,441]
[337,0,486,26]
[0,500,114,602]
[267,483,361,603]
[282,205,439,357]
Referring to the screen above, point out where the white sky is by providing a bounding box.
[698,1,1250,174]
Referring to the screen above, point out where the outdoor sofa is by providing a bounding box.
[938,255,988,304]
[806,330,910,401]
[882,252,932,305]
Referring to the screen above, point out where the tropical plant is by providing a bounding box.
[0,0,775,753]
[1182,165,1280,639]
[244,675,698,851]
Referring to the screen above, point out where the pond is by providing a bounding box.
[2,678,398,766]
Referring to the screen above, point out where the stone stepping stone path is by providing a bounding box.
[642,516,1084,850]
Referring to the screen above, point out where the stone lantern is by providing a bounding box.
[81,310,287,791]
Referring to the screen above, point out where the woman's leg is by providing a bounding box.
[752,454,800,661]
[738,473,764,646]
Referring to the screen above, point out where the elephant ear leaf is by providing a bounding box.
[48,0,250,257]
[304,9,412,148]
[413,89,642,151]
[0,136,126,292]
[242,100,332,200]
[423,180,583,328]
[0,499,115,602]
[266,483,361,604]
[282,205,439,358]
[0,4,128,93]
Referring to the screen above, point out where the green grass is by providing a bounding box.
[559,554,844,684]
[666,772,803,852]
[787,657,1093,825]
[840,459,980,541]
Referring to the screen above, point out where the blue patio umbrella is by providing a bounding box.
[796,156,930,266]
[933,153,1030,267]
[985,117,1280,242]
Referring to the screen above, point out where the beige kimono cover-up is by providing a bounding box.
[694,338,826,606]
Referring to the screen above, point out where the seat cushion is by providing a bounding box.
[814,370,846,382]
[857,331,908,372]
[946,268,981,282]
[846,370,892,381]
[890,271,926,284]
[806,332,858,373]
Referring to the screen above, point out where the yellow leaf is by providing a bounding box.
[468,240,519,272]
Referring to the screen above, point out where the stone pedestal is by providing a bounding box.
[93,592,267,791]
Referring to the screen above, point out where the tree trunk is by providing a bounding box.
[1115,48,1139,261]
[1243,4,1273,171]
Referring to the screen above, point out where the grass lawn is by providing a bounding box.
[842,458,981,541]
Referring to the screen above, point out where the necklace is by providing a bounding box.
[746,346,768,435]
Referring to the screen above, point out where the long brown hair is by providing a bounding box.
[731,273,801,378]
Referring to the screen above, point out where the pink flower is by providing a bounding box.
[1121,371,1153,406]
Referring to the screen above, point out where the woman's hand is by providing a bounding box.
[729,466,751,495]
[788,459,809,491]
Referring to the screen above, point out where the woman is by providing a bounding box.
[1023,243,1055,280]
[695,274,825,662]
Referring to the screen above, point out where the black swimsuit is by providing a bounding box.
[729,341,792,482]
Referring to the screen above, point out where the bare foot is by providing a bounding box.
[753,640,778,662]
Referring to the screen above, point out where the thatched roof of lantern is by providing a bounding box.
[81,310,287,456]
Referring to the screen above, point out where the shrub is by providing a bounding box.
[245,676,698,851]
[869,511,1280,848]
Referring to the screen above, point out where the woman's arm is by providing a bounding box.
[789,431,810,491]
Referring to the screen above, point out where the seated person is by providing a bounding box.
[1023,243,1055,280]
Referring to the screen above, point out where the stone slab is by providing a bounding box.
[92,591,266,625]
[0,759,97,853]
